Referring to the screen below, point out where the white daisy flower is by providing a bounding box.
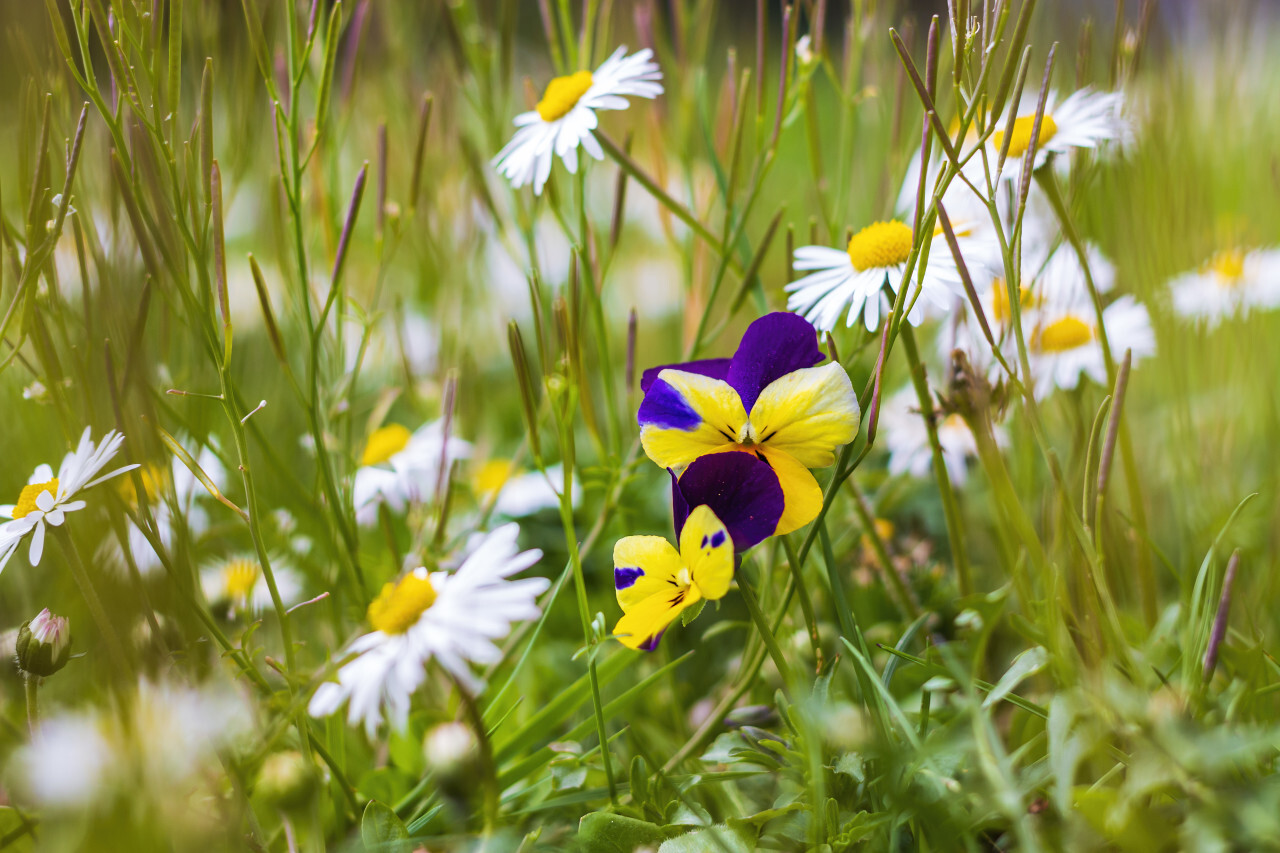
[1170,247,1280,325]
[493,47,663,196]
[993,87,1127,180]
[309,523,548,737]
[880,388,1009,486]
[353,420,472,526]
[787,196,999,333]
[0,428,138,573]
[474,459,573,518]
[1027,295,1155,399]
[199,555,303,619]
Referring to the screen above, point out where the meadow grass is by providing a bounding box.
[2,1,1280,851]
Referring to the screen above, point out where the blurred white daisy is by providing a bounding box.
[309,523,548,736]
[200,555,303,619]
[879,388,1006,486]
[474,459,572,518]
[1027,295,1155,399]
[353,420,472,526]
[493,47,663,195]
[993,87,1126,180]
[0,428,138,573]
[15,679,250,811]
[1170,247,1280,325]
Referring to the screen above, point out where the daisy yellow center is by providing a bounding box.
[367,572,437,635]
[117,464,167,508]
[13,479,58,519]
[1209,249,1245,284]
[1036,315,1093,353]
[991,279,1035,324]
[942,413,966,431]
[222,558,260,600]
[995,114,1058,158]
[847,220,913,272]
[475,459,516,495]
[361,424,412,467]
[537,71,594,122]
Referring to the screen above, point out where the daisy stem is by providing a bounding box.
[54,527,132,680]
[24,675,38,735]
[454,679,500,834]
[899,323,972,596]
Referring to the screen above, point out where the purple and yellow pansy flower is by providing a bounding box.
[638,313,860,535]
[614,453,784,650]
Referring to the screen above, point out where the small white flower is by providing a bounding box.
[475,460,571,518]
[309,523,548,737]
[353,420,472,526]
[1026,295,1155,399]
[795,34,815,66]
[1170,247,1280,326]
[0,428,138,573]
[493,47,663,195]
[200,555,303,618]
[879,388,1006,486]
[993,87,1127,181]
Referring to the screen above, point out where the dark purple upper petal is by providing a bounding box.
[726,313,824,412]
[671,452,785,551]
[640,358,731,394]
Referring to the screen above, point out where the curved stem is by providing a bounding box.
[24,675,39,735]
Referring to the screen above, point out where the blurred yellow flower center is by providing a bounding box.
[995,114,1058,158]
[13,479,58,519]
[847,221,913,272]
[942,413,967,432]
[368,571,437,634]
[475,459,516,495]
[537,71,594,121]
[222,558,260,600]
[1209,249,1245,283]
[991,279,1035,324]
[1036,315,1093,352]
[117,464,167,508]
[361,424,412,467]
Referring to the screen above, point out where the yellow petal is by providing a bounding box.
[638,370,747,469]
[678,505,735,601]
[613,535,683,612]
[748,362,860,469]
[613,587,701,651]
[760,448,824,535]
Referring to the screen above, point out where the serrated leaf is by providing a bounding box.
[360,801,410,850]
[681,597,707,626]
[657,821,755,853]
[984,646,1049,709]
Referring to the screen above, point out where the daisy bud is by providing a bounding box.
[255,750,319,812]
[16,609,71,678]
[423,721,478,785]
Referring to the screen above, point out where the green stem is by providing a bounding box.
[737,573,793,687]
[54,527,132,680]
[24,675,38,735]
[780,537,824,671]
[455,679,499,835]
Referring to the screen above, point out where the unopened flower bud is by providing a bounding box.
[423,721,478,784]
[16,609,71,678]
[256,750,319,811]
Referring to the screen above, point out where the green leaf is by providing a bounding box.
[361,801,410,851]
[983,646,1049,709]
[0,807,34,852]
[577,812,680,853]
[681,597,707,626]
[657,821,755,853]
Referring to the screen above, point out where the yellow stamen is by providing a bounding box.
[475,459,516,496]
[222,558,260,601]
[990,279,1036,324]
[361,424,412,467]
[994,114,1058,158]
[847,220,913,272]
[1035,315,1093,353]
[117,464,167,508]
[537,71,594,122]
[368,570,437,634]
[13,479,58,519]
[1208,249,1245,284]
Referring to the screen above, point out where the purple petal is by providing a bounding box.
[727,313,824,412]
[638,629,666,652]
[639,358,731,394]
[614,566,644,590]
[637,376,702,431]
[672,452,785,551]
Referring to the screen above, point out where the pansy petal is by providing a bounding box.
[726,313,825,412]
[638,370,746,469]
[759,448,825,535]
[679,505,735,601]
[613,586,699,652]
[613,535,683,612]
[748,362,860,468]
[639,358,731,394]
[673,451,784,551]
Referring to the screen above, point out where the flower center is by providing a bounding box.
[361,424,412,467]
[475,459,516,495]
[1036,315,1094,353]
[367,569,437,634]
[995,114,1058,158]
[117,464,167,508]
[537,71,594,122]
[1208,249,1245,284]
[222,558,260,600]
[13,479,58,519]
[847,220,914,272]
[990,279,1035,324]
